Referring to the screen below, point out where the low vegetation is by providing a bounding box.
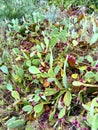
[0,1,98,130]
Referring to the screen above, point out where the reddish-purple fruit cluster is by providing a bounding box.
[87,66,92,71]
[39,62,50,73]
[72,119,80,128]
[67,54,76,67]
[72,118,88,130]
[55,41,68,51]
[20,40,35,52]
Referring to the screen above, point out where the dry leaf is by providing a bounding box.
[43,81,50,88]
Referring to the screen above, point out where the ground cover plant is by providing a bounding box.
[0,2,98,130]
[0,0,39,21]
[49,0,98,11]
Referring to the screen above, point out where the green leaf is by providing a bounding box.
[85,71,95,79]
[90,102,94,117]
[90,33,98,45]
[92,98,98,107]
[86,112,93,126]
[8,119,25,129]
[47,78,55,82]
[44,37,49,49]
[40,72,48,78]
[63,91,72,106]
[2,50,9,63]
[45,53,50,61]
[92,18,96,33]
[72,81,84,86]
[6,117,16,125]
[78,66,87,71]
[77,56,84,63]
[34,103,43,113]
[62,74,67,88]
[13,74,22,83]
[40,42,45,50]
[28,66,40,74]
[64,56,68,72]
[23,105,33,113]
[11,91,20,100]
[48,68,55,77]
[49,109,56,121]
[54,65,60,76]
[22,51,29,59]
[33,94,40,102]
[62,57,68,88]
[33,79,39,84]
[59,30,67,42]
[0,58,2,65]
[92,114,98,130]
[50,49,53,68]
[49,37,59,48]
[85,55,93,63]
[36,45,42,52]
[26,60,31,67]
[17,68,24,77]
[6,83,13,91]
[55,78,63,89]
[95,72,98,81]
[82,103,90,111]
[44,88,57,96]
[0,65,8,74]
[37,52,42,59]
[35,89,41,94]
[78,90,84,102]
[30,51,35,57]
[12,48,20,55]
[25,121,39,130]
[58,107,66,119]
[32,59,40,66]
